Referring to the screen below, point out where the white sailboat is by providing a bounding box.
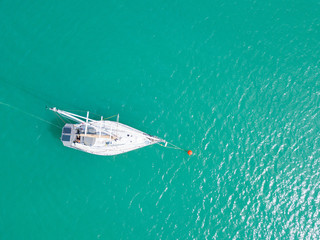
[49,107,167,156]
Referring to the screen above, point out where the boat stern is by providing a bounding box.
[61,124,76,147]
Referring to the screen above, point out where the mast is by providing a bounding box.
[84,111,89,135]
[99,116,103,137]
[117,114,119,133]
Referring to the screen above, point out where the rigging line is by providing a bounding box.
[64,109,87,112]
[64,109,100,117]
[0,101,60,129]
[104,114,118,120]
[54,112,66,125]
[65,117,72,124]
[63,110,115,120]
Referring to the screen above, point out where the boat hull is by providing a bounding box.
[60,121,163,156]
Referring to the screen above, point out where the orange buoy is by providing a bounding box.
[187,150,193,155]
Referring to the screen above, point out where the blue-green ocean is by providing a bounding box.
[1,0,320,239]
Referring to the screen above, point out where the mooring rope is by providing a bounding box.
[157,141,193,155]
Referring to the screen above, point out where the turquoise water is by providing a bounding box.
[1,0,320,239]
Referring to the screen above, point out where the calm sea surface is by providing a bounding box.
[1,0,320,239]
